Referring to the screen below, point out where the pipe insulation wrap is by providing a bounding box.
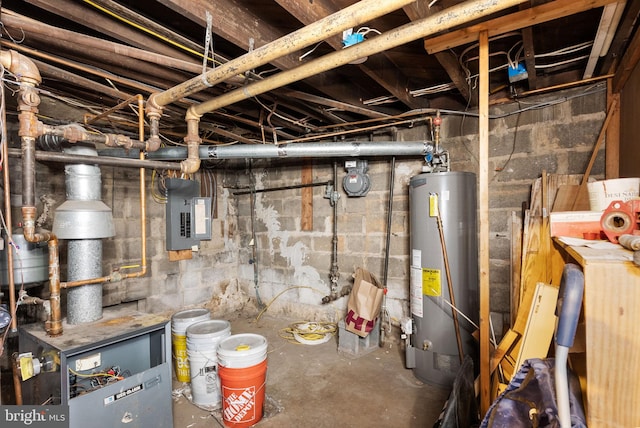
[143,141,430,160]
[66,239,103,324]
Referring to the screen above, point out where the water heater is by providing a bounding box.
[406,171,479,387]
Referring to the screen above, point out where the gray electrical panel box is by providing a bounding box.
[165,178,212,250]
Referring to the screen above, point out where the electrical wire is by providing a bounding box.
[278,321,337,345]
[255,286,328,323]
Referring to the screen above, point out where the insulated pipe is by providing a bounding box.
[147,0,419,110]
[146,140,429,160]
[192,0,526,117]
[6,148,181,170]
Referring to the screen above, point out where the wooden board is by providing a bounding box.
[513,282,559,371]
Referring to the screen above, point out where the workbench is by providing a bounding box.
[552,239,640,428]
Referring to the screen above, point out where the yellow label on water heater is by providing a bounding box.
[429,193,439,217]
[422,268,441,296]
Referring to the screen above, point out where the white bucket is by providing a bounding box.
[171,308,211,383]
[186,319,231,408]
[587,178,640,211]
[217,333,268,368]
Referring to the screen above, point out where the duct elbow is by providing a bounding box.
[1,50,41,85]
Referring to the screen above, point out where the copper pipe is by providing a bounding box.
[123,95,148,279]
[1,72,17,331]
[12,353,23,405]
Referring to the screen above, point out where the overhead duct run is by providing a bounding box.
[101,141,431,161]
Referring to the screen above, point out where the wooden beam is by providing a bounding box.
[478,29,491,416]
[605,83,621,178]
[158,0,391,114]
[612,13,640,92]
[26,0,194,62]
[301,162,313,231]
[424,0,619,55]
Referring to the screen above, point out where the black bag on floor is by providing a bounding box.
[481,358,586,428]
[433,355,480,428]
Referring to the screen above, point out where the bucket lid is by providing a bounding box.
[187,319,231,338]
[218,333,268,359]
[172,308,210,323]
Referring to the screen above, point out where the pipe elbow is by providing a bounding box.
[180,156,201,175]
[186,106,202,122]
[146,93,163,118]
[1,50,41,85]
[146,134,161,152]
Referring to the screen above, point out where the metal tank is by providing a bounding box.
[0,229,49,289]
[407,171,479,387]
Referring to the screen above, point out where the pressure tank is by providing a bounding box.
[0,229,49,289]
[408,171,479,387]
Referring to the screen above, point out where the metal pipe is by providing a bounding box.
[148,0,419,109]
[145,140,429,160]
[192,0,526,116]
[233,181,332,196]
[1,70,17,331]
[1,48,63,336]
[7,148,181,170]
[122,95,148,279]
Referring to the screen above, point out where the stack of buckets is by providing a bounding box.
[171,309,268,427]
[171,308,211,384]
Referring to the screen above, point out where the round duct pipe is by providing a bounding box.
[52,145,114,324]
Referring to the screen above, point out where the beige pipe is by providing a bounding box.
[147,0,418,110]
[193,0,526,117]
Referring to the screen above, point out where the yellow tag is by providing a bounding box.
[422,268,441,296]
[235,344,251,351]
[429,194,439,217]
[19,355,35,381]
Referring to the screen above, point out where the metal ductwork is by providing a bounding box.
[52,145,115,324]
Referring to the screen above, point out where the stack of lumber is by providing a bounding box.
[491,173,584,397]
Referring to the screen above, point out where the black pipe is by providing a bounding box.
[232,181,332,195]
[7,148,181,170]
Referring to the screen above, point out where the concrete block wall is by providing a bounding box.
[229,83,607,327]
[10,83,605,330]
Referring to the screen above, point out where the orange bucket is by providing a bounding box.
[218,334,268,427]
[219,360,267,427]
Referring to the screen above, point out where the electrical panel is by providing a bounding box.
[165,178,212,250]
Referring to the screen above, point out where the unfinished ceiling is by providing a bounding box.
[0,0,637,145]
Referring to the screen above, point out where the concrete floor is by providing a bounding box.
[172,314,450,428]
